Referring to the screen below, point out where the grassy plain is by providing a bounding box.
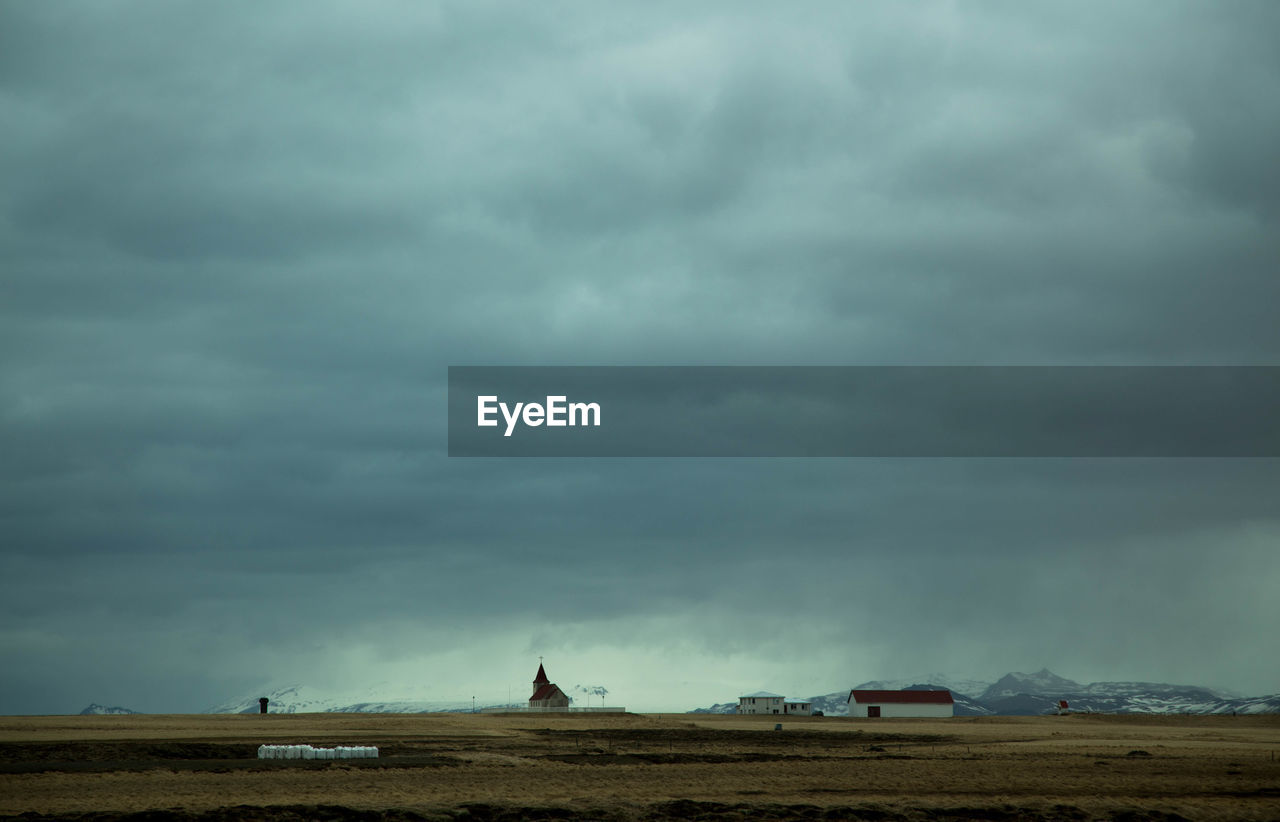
[1,712,1277,820]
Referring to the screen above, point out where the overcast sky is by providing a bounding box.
[2,1,1278,714]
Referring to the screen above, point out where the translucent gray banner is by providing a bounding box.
[447,366,1280,457]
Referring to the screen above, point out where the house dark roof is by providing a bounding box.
[531,683,565,702]
[848,689,954,705]
[533,663,549,686]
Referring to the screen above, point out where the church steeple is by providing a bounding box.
[533,660,550,695]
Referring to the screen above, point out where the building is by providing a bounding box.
[738,691,784,714]
[738,692,814,715]
[846,689,954,718]
[529,662,570,709]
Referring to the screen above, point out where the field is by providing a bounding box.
[1,712,1278,820]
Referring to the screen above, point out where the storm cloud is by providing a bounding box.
[1,1,1277,713]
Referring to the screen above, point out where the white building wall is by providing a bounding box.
[849,702,953,718]
[738,696,785,714]
[783,702,812,716]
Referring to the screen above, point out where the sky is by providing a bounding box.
[1,1,1278,714]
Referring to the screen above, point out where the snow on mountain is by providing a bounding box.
[1214,694,1280,715]
[900,685,994,716]
[205,684,475,715]
[688,670,1279,716]
[803,692,853,716]
[854,674,993,700]
[79,703,139,715]
[688,701,738,715]
[981,669,1081,701]
[1080,680,1218,699]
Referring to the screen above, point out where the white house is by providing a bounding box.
[738,692,813,715]
[847,689,954,718]
[738,691,784,714]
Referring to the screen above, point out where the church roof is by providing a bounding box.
[534,663,549,685]
[531,683,564,702]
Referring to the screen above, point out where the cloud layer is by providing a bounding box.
[2,1,1278,713]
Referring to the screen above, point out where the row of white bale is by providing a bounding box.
[257,744,379,760]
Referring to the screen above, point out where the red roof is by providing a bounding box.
[531,683,564,702]
[848,689,954,705]
[533,663,549,686]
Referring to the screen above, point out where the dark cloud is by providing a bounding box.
[1,1,1277,714]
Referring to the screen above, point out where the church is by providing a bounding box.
[529,661,570,709]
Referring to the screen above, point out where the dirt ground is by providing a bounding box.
[0,712,1277,820]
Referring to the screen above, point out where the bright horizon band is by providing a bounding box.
[448,366,1280,457]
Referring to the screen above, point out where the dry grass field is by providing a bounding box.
[1,712,1278,820]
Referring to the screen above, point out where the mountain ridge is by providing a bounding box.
[79,703,140,715]
[688,670,1280,716]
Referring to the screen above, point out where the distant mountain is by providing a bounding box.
[689,670,1279,716]
[981,669,1081,701]
[901,684,994,716]
[79,703,139,715]
[206,684,484,715]
[1032,682,1280,716]
[855,674,994,700]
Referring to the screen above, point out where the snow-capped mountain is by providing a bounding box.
[689,670,1280,716]
[989,678,1280,716]
[79,703,139,715]
[205,684,480,715]
[981,669,1081,701]
[854,674,994,700]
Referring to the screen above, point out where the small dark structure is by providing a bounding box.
[259,697,269,714]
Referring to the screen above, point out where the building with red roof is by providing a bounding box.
[529,662,569,709]
[847,689,954,718]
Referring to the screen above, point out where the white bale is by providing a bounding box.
[301,745,315,760]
